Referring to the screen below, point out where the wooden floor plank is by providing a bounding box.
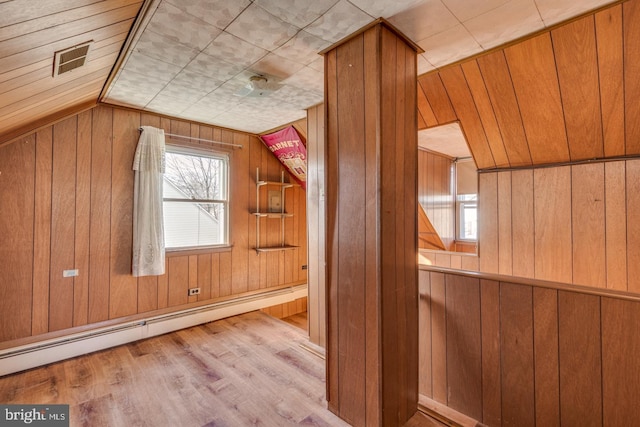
[0,312,349,427]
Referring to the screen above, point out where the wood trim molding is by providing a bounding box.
[419,264,640,303]
[0,100,96,148]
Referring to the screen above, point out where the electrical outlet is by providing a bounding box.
[63,269,79,277]
[188,288,201,296]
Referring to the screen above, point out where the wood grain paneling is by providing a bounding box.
[627,160,640,293]
[0,1,142,144]
[335,34,366,425]
[505,34,569,164]
[500,283,535,427]
[74,110,92,326]
[88,106,112,323]
[497,172,512,275]
[49,116,77,331]
[532,288,560,427]
[552,16,603,161]
[461,60,509,167]
[418,150,454,251]
[533,167,572,283]
[476,52,531,167]
[601,298,640,425]
[510,170,534,278]
[109,109,139,319]
[444,275,482,420]
[325,22,419,426]
[477,158,640,291]
[558,291,602,426]
[0,103,306,346]
[430,272,447,404]
[420,268,640,427]
[440,66,495,169]
[478,173,498,273]
[418,270,432,398]
[0,136,35,342]
[605,161,627,291]
[480,280,500,426]
[32,129,53,336]
[416,0,640,170]
[571,163,606,288]
[419,73,456,125]
[595,4,625,157]
[624,0,640,154]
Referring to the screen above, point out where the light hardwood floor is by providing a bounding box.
[0,311,349,426]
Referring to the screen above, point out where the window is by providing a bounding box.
[457,194,477,240]
[455,159,478,241]
[163,148,229,249]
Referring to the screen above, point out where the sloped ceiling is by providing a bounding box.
[0,0,144,144]
[0,0,620,145]
[418,0,640,170]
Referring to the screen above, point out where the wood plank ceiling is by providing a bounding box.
[0,0,143,145]
[417,1,639,170]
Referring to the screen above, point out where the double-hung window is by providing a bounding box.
[163,147,229,249]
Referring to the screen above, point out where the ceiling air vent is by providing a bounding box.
[53,41,92,77]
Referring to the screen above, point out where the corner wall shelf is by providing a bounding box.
[252,167,299,254]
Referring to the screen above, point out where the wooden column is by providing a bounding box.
[323,19,421,427]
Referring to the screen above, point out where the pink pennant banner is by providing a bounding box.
[259,126,307,190]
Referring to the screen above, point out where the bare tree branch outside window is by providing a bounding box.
[164,152,223,220]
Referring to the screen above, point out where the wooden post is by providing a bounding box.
[323,19,421,427]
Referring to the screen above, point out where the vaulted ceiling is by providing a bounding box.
[417,0,640,170]
[0,0,622,149]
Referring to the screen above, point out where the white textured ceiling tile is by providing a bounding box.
[185,53,245,81]
[535,0,616,26]
[249,53,306,80]
[268,84,323,109]
[226,3,299,51]
[464,0,543,49]
[147,2,222,50]
[203,32,269,68]
[417,53,436,75]
[441,0,510,22]
[146,94,193,115]
[170,70,224,93]
[418,24,483,67]
[123,53,183,83]
[104,85,157,109]
[134,31,199,68]
[305,0,374,43]
[164,0,251,29]
[282,66,324,92]
[253,0,338,27]
[349,0,426,19]
[308,56,325,72]
[387,0,459,43]
[273,31,330,65]
[159,81,210,102]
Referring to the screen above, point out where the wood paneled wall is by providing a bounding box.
[419,268,640,426]
[418,149,454,250]
[306,103,326,348]
[417,0,640,170]
[325,22,418,427]
[0,0,143,145]
[475,159,640,292]
[0,104,306,344]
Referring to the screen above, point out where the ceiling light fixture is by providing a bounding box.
[235,75,282,98]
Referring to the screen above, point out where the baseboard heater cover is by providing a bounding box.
[0,284,307,376]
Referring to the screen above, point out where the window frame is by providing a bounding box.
[162,145,230,252]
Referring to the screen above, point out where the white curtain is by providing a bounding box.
[132,126,166,276]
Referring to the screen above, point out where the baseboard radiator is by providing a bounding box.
[0,284,307,376]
